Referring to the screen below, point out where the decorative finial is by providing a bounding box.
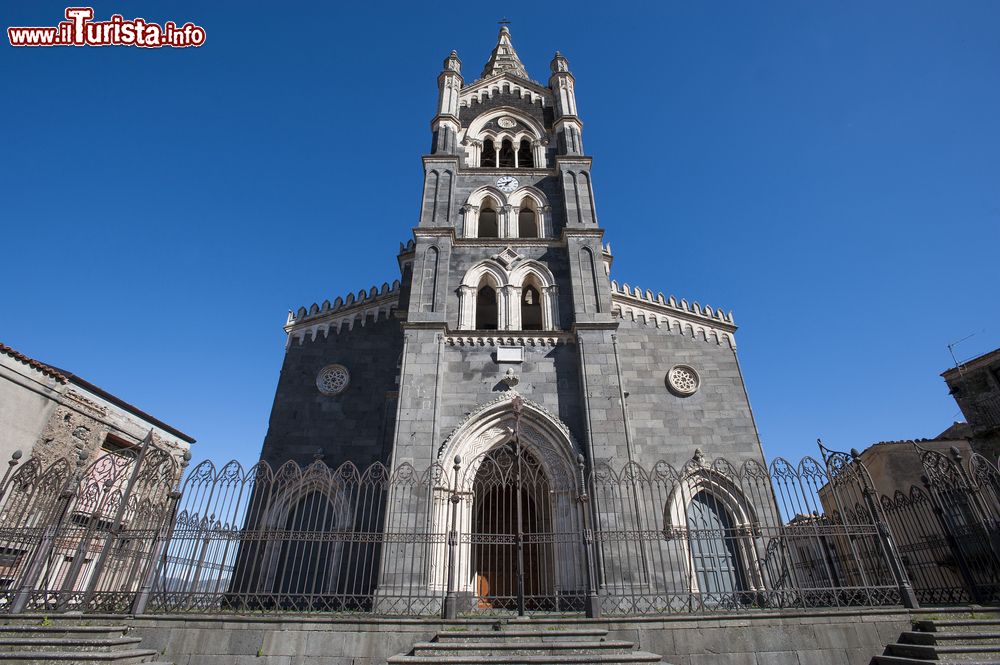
[482,20,528,79]
[550,51,570,74]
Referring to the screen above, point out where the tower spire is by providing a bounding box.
[481,25,529,80]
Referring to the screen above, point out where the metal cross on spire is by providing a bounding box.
[498,17,511,27]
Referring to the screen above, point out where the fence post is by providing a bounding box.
[0,450,23,503]
[849,449,919,608]
[10,449,89,614]
[576,454,601,618]
[442,455,462,620]
[132,450,191,615]
[131,489,182,614]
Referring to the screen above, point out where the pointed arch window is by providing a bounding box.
[498,139,516,168]
[517,139,534,168]
[476,285,499,330]
[479,199,499,238]
[482,138,497,168]
[521,284,542,331]
[517,207,538,238]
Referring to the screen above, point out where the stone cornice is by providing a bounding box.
[444,332,575,347]
[554,155,593,168]
[454,167,555,177]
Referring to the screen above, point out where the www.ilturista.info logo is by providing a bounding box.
[8,7,206,48]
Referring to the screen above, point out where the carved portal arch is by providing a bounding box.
[437,392,580,490]
[429,392,583,598]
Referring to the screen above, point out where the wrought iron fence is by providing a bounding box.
[0,440,998,618]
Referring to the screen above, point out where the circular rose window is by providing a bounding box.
[316,364,350,395]
[666,365,699,396]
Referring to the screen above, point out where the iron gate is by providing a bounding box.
[0,433,179,613]
[915,444,1000,604]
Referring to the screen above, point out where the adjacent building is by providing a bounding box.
[942,347,1000,463]
[0,342,193,474]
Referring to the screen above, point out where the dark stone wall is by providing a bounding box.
[612,318,764,467]
[459,92,553,130]
[257,312,403,470]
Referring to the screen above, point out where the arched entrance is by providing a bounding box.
[470,442,553,611]
[433,392,587,615]
[686,490,748,605]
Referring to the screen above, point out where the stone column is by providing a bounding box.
[540,205,552,238]
[542,284,559,331]
[501,205,515,239]
[458,285,476,330]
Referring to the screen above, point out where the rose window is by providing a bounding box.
[667,365,699,396]
[317,364,350,395]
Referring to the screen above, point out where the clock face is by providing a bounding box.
[496,176,519,193]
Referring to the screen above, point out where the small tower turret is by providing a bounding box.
[432,51,463,154]
[549,52,583,155]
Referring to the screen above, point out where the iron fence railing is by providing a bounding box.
[0,440,997,617]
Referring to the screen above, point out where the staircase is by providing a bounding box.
[873,611,1000,664]
[387,625,669,665]
[0,620,170,665]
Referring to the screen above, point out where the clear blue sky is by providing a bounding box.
[2,1,998,468]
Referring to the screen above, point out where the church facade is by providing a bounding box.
[251,28,772,614]
[260,27,764,478]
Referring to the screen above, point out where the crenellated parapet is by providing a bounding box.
[285,280,402,346]
[609,280,737,348]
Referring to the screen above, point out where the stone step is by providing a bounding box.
[885,641,1000,661]
[0,625,129,639]
[872,657,1000,665]
[0,636,145,653]
[412,639,635,657]
[901,631,1000,646]
[387,652,665,665]
[0,649,159,665]
[917,619,1000,633]
[434,629,610,642]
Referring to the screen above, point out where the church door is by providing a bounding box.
[471,442,553,613]
[686,490,747,607]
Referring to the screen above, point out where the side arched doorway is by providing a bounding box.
[685,490,748,605]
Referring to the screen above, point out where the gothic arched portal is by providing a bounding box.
[470,442,552,609]
[685,490,747,602]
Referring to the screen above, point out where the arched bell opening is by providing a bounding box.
[482,138,497,168]
[517,207,538,238]
[476,284,498,330]
[498,139,516,168]
[479,198,500,238]
[517,139,534,168]
[520,282,543,331]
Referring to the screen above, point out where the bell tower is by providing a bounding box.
[389,25,621,473]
